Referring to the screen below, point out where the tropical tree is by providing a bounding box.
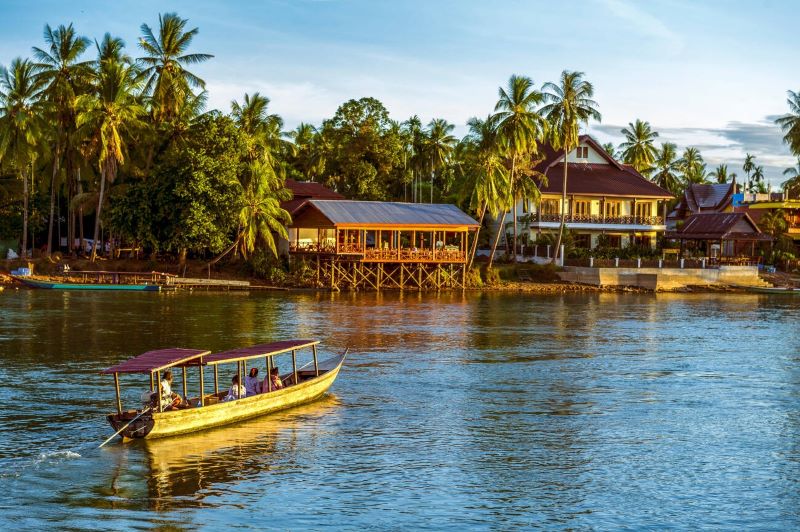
[678,147,707,184]
[601,142,617,158]
[33,23,92,256]
[421,118,457,203]
[493,74,545,262]
[401,115,424,202]
[775,90,800,155]
[750,165,766,193]
[137,12,212,124]
[541,70,600,264]
[709,164,736,184]
[782,159,800,198]
[742,153,755,192]
[651,142,681,194]
[0,58,45,257]
[77,52,144,260]
[619,119,659,175]
[235,160,291,258]
[289,122,325,180]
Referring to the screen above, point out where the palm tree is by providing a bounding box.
[77,54,144,261]
[601,142,617,158]
[463,116,508,268]
[742,153,755,193]
[236,160,292,258]
[402,115,424,202]
[750,165,766,193]
[782,159,800,198]
[137,12,212,124]
[422,118,457,203]
[541,70,600,264]
[775,90,800,156]
[289,122,325,180]
[678,147,707,185]
[651,142,681,194]
[619,119,659,174]
[33,23,92,255]
[709,164,736,184]
[0,58,45,257]
[493,74,545,262]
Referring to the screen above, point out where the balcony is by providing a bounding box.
[529,213,664,225]
[289,242,466,263]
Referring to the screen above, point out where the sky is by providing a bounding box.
[0,0,797,187]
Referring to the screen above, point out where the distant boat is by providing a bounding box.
[101,340,347,442]
[739,285,800,294]
[12,276,160,291]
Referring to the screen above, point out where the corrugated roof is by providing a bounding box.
[101,348,210,374]
[686,183,733,212]
[537,163,673,198]
[205,340,319,366]
[302,200,480,227]
[665,212,770,241]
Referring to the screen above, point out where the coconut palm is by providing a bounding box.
[709,164,736,184]
[619,119,659,174]
[33,23,93,255]
[236,160,292,258]
[782,159,800,198]
[601,142,617,158]
[0,58,45,257]
[137,12,212,124]
[493,74,545,262]
[775,90,800,156]
[77,54,145,261]
[421,118,457,203]
[289,122,326,180]
[750,165,766,193]
[742,153,755,192]
[541,70,600,264]
[463,115,509,268]
[651,143,681,194]
[678,147,707,185]
[402,115,424,202]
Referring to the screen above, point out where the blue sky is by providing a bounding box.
[0,0,797,186]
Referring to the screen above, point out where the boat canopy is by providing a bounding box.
[101,348,210,375]
[204,340,319,366]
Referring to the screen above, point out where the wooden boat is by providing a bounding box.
[13,276,160,291]
[741,285,800,294]
[101,340,346,441]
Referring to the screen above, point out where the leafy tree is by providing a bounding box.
[601,142,617,158]
[541,70,600,263]
[33,23,92,255]
[709,164,736,184]
[619,119,658,174]
[750,165,766,193]
[782,159,800,198]
[421,118,457,203]
[493,74,545,263]
[775,90,800,156]
[678,147,707,185]
[288,122,325,180]
[742,153,755,192]
[0,58,45,256]
[651,142,681,194]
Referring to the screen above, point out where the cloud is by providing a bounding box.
[597,0,683,51]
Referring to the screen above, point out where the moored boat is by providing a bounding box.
[13,276,160,291]
[101,340,346,441]
[742,285,800,294]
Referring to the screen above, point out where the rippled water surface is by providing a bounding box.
[0,289,798,529]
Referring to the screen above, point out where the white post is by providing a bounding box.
[589,257,594,268]
[680,258,685,269]
[637,258,641,268]
[614,257,619,267]
[701,258,705,269]
[559,245,565,266]
[546,245,551,258]
[658,259,663,268]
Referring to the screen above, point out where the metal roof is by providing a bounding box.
[302,200,479,228]
[204,339,319,366]
[665,212,771,241]
[101,348,210,374]
[538,163,673,198]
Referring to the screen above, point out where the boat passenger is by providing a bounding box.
[160,370,188,410]
[224,375,246,401]
[269,367,284,390]
[245,367,261,396]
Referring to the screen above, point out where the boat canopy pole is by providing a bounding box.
[199,357,205,407]
[156,370,163,413]
[292,350,298,386]
[113,372,122,415]
[312,345,319,377]
[182,367,188,399]
[213,365,218,395]
[266,356,272,392]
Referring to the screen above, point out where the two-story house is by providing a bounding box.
[515,135,672,250]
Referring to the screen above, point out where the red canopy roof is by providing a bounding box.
[204,339,319,366]
[101,348,210,374]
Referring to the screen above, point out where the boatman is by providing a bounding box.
[160,370,188,410]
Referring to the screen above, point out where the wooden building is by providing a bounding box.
[289,200,479,290]
[665,212,771,262]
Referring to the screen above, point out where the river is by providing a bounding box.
[0,289,798,529]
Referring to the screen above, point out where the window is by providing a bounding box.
[575,146,589,159]
[574,234,591,248]
[635,202,652,219]
[540,199,560,215]
[604,201,621,217]
[573,200,590,216]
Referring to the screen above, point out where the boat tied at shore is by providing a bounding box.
[100,340,347,442]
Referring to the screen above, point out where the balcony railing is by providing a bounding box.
[289,242,466,263]
[531,214,664,225]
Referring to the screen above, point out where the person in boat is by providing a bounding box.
[269,366,284,390]
[160,370,189,410]
[224,375,246,401]
[245,367,261,396]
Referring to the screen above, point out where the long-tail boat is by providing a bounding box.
[13,276,161,291]
[100,340,346,441]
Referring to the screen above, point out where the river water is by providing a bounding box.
[0,289,798,529]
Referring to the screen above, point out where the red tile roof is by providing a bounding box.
[532,135,671,198]
[283,179,345,216]
[665,212,770,241]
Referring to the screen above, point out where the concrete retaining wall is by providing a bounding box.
[559,265,765,291]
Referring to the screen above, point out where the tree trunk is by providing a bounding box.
[46,146,61,257]
[511,156,518,264]
[91,165,107,262]
[21,168,28,258]
[77,168,85,255]
[488,211,506,269]
[468,204,487,269]
[553,147,569,264]
[178,247,187,268]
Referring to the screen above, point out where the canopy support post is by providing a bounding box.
[199,357,205,407]
[182,366,188,399]
[266,355,272,392]
[214,365,219,395]
[149,372,154,392]
[312,344,319,377]
[113,372,122,415]
[292,349,298,386]
[156,371,163,413]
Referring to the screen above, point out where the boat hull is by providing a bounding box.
[14,276,160,291]
[740,286,800,294]
[108,355,345,440]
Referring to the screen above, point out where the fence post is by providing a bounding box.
[546,245,551,258]
[637,258,641,268]
[614,257,619,268]
[560,245,565,266]
[658,259,663,268]
[589,257,594,268]
[534,245,538,258]
[680,258,685,269]
[701,258,705,269]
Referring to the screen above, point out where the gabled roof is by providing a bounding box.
[533,135,672,198]
[293,200,479,228]
[669,183,733,220]
[283,179,345,216]
[665,212,771,241]
[101,348,210,374]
